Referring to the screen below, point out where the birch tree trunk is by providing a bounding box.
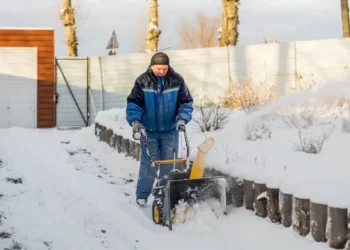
[341,0,350,37]
[146,0,161,52]
[60,0,78,56]
[219,0,240,46]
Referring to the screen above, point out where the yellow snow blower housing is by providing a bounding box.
[189,137,215,179]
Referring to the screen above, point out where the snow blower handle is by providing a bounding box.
[132,126,189,168]
[178,125,190,158]
[132,127,155,167]
[132,128,146,141]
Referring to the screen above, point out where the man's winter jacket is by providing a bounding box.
[126,66,193,132]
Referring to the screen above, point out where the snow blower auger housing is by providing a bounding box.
[133,126,227,231]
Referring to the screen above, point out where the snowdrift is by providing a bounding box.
[94,80,350,249]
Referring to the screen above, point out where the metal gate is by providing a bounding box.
[55,57,90,128]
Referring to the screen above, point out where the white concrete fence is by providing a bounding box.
[55,38,350,128]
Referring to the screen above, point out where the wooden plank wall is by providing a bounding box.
[0,29,55,128]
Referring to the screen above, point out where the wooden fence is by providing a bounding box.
[94,122,350,249]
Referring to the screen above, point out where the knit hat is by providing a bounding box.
[150,52,169,65]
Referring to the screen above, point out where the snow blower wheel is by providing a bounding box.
[152,199,163,225]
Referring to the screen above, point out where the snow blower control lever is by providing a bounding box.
[132,126,190,169]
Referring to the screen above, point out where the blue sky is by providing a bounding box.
[0,0,343,56]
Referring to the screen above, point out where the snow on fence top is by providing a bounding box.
[95,80,350,209]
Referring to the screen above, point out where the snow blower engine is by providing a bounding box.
[133,126,227,230]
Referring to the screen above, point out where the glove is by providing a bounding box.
[132,121,143,133]
[176,119,186,132]
[132,121,144,140]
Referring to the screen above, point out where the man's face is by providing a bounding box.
[151,65,168,77]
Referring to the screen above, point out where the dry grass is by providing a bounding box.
[220,79,277,113]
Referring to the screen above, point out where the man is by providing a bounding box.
[126,52,193,207]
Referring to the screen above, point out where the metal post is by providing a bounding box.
[87,57,91,126]
[98,56,104,111]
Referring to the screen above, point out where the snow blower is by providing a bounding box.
[133,126,227,230]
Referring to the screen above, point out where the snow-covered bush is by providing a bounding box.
[290,126,335,154]
[278,108,319,129]
[245,121,272,141]
[220,78,276,114]
[276,106,336,154]
[275,102,338,154]
[192,101,229,132]
[244,112,277,141]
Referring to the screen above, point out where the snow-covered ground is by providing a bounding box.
[0,126,330,250]
[96,80,350,210]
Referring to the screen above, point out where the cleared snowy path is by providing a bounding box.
[0,127,329,250]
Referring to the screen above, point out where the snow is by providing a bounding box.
[148,23,159,31]
[257,191,267,201]
[0,127,330,250]
[1,79,349,249]
[96,80,350,210]
[95,108,135,141]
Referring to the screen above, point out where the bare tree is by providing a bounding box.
[146,0,161,52]
[341,0,350,37]
[177,12,220,49]
[219,0,240,46]
[60,0,78,56]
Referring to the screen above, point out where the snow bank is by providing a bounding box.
[94,80,350,210]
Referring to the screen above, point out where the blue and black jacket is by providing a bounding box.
[126,66,193,132]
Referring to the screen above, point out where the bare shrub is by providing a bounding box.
[276,104,340,130]
[282,114,300,128]
[277,95,350,132]
[279,109,318,129]
[280,107,336,154]
[245,122,272,141]
[193,101,229,132]
[221,79,276,114]
[300,110,316,127]
[290,126,335,154]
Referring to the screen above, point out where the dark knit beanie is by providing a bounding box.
[150,52,169,65]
